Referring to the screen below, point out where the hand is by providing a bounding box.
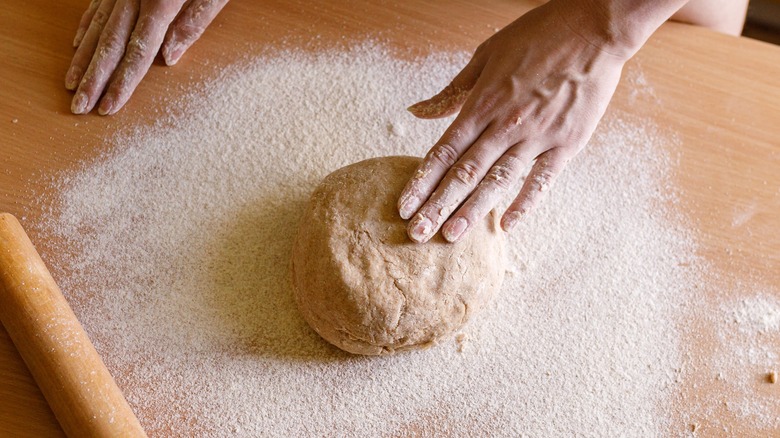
[397,1,637,243]
[66,0,229,115]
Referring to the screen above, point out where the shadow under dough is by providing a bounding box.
[196,193,356,362]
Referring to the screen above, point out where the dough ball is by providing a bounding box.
[292,156,505,355]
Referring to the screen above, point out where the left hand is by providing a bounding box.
[66,0,228,115]
[397,1,633,243]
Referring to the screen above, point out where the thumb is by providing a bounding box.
[407,51,485,119]
[161,0,229,66]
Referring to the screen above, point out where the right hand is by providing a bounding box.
[397,2,629,243]
[397,0,690,244]
[66,0,229,115]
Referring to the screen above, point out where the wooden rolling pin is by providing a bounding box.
[0,213,146,438]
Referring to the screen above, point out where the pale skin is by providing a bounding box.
[399,0,748,243]
[66,0,228,115]
[66,0,748,239]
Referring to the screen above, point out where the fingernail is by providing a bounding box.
[73,28,86,47]
[443,217,468,242]
[65,66,82,90]
[501,211,524,232]
[71,92,88,114]
[166,48,184,66]
[406,101,429,117]
[163,42,185,66]
[408,214,433,243]
[98,98,113,116]
[399,195,419,220]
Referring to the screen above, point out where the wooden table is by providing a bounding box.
[1,0,778,436]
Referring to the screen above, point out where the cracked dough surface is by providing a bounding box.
[292,156,506,355]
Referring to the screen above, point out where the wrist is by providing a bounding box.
[550,0,689,60]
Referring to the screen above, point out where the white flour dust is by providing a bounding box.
[713,292,780,430]
[39,45,700,436]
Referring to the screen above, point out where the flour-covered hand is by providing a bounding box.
[66,0,228,115]
[398,0,687,243]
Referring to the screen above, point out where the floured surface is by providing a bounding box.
[680,287,780,435]
[715,293,780,428]
[32,45,749,436]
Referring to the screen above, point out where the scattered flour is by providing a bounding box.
[36,45,708,436]
[710,292,780,431]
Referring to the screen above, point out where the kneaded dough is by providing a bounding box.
[291,156,505,355]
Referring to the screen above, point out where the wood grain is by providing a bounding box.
[1,0,778,436]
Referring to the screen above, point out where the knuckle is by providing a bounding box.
[530,168,557,193]
[99,31,126,55]
[495,115,523,139]
[450,160,481,186]
[126,36,149,58]
[484,163,514,190]
[507,109,524,126]
[428,143,460,168]
[92,9,110,28]
[410,162,432,183]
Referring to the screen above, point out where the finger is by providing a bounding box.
[65,0,118,91]
[73,0,102,48]
[398,95,532,223]
[405,122,517,244]
[71,0,138,114]
[161,0,229,66]
[406,48,487,120]
[441,144,535,242]
[398,112,486,221]
[97,5,181,115]
[501,149,570,232]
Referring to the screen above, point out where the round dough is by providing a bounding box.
[292,156,505,355]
